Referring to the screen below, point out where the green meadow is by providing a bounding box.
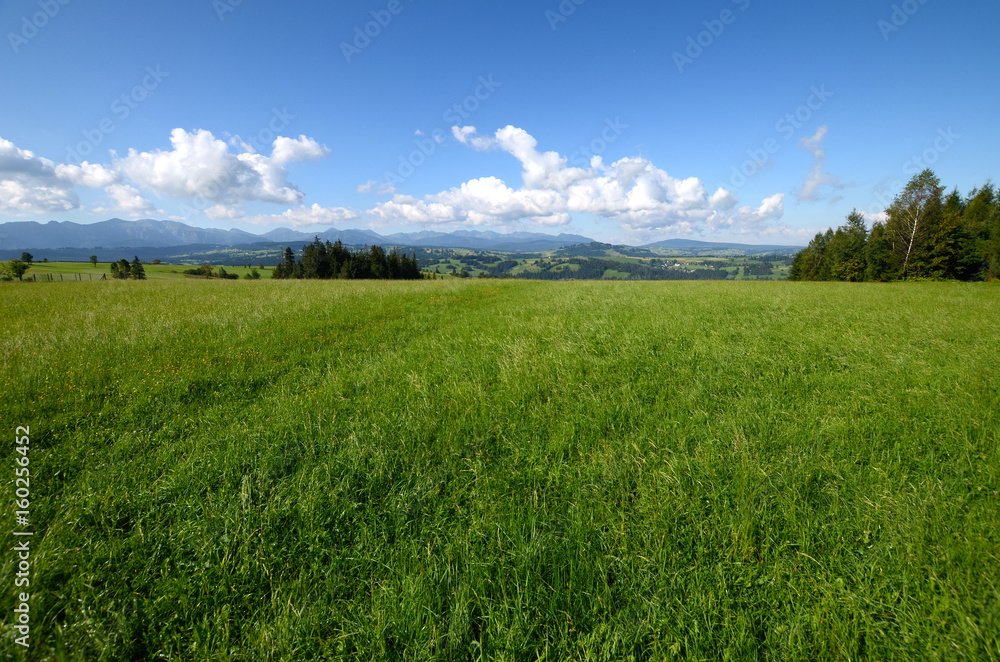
[1,278,998,660]
[16,261,270,282]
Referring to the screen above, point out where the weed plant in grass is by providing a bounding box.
[0,279,998,660]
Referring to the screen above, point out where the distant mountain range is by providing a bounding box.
[0,218,802,259]
[0,219,594,253]
[644,239,802,255]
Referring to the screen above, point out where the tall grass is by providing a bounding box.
[1,279,998,660]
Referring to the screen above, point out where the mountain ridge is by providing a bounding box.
[0,218,801,255]
[0,218,594,252]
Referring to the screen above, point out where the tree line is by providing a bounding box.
[110,257,147,280]
[790,169,1000,281]
[272,238,423,280]
[181,264,267,280]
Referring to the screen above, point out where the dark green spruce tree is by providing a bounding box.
[130,256,146,280]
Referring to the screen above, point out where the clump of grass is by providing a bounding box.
[1,279,998,660]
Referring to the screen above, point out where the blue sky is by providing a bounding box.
[1,0,997,244]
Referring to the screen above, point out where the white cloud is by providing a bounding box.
[103,184,159,216]
[746,224,817,241]
[0,137,117,213]
[0,179,77,213]
[116,128,330,206]
[860,209,887,224]
[451,126,476,144]
[451,125,495,151]
[0,131,334,221]
[710,187,739,211]
[228,135,255,153]
[243,203,358,228]
[371,125,785,236]
[357,179,397,195]
[797,125,843,201]
[494,125,590,190]
[0,138,58,180]
[269,135,329,166]
[204,204,245,220]
[738,193,786,224]
[55,162,118,188]
[0,127,792,241]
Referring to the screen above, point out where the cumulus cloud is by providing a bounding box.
[116,128,330,205]
[371,176,571,228]
[451,125,495,151]
[0,137,116,213]
[710,187,740,211]
[0,130,332,220]
[0,127,791,240]
[0,130,336,220]
[739,193,786,224]
[54,162,118,188]
[102,184,159,216]
[371,125,786,236]
[0,179,77,213]
[495,126,591,190]
[204,204,245,220]
[270,135,329,166]
[0,138,58,180]
[242,203,359,228]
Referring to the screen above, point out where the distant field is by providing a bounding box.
[423,253,792,280]
[14,252,792,283]
[14,261,272,281]
[1,279,997,660]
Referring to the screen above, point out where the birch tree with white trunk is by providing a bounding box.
[886,169,943,279]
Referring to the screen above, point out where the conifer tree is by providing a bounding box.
[130,256,146,280]
[111,259,131,279]
[864,222,895,281]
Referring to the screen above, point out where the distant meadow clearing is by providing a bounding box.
[1,278,998,660]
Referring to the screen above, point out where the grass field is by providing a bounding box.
[1,279,998,660]
[15,261,272,282]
